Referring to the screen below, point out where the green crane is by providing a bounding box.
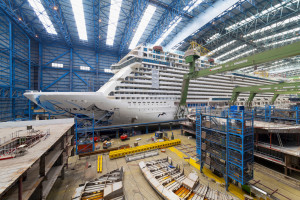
[229,81,300,106]
[176,40,300,119]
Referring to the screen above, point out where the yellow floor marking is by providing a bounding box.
[168,147,256,200]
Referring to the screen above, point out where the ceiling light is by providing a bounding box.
[53,6,58,10]
[129,5,156,49]
[28,0,57,35]
[106,0,123,46]
[70,0,88,41]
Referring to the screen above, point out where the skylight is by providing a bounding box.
[129,5,156,49]
[155,16,182,46]
[28,0,57,35]
[70,0,88,41]
[207,40,236,56]
[154,0,203,46]
[226,0,298,32]
[107,0,123,46]
[215,44,247,60]
[183,0,204,13]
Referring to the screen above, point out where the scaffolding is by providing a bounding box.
[75,115,95,154]
[196,107,254,190]
[254,105,299,124]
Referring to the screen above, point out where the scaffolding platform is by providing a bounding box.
[196,107,254,190]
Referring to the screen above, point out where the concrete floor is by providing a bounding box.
[47,129,300,200]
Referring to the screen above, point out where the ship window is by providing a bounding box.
[144,48,147,51]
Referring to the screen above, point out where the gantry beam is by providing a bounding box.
[176,40,300,118]
[230,81,300,105]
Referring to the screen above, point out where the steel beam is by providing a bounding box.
[28,38,31,119]
[39,43,43,91]
[73,72,88,86]
[43,0,72,47]
[70,48,73,91]
[43,72,69,91]
[0,0,40,41]
[119,0,149,56]
[93,0,100,51]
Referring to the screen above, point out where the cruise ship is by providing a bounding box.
[24,45,289,124]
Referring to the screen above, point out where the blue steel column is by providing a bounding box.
[199,112,203,172]
[38,43,43,91]
[242,110,244,184]
[226,109,229,191]
[9,19,14,119]
[70,48,73,91]
[28,38,31,119]
[96,53,99,90]
[296,106,299,124]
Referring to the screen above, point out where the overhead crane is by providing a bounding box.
[230,81,300,106]
[176,40,300,118]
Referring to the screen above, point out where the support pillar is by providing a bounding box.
[116,130,119,138]
[181,125,183,135]
[146,126,148,134]
[158,124,161,131]
[39,155,45,177]
[18,176,22,200]
[70,48,73,91]
[61,136,65,150]
[28,38,31,119]
[38,43,43,91]
[270,133,272,148]
[61,166,65,180]
[256,133,258,145]
[285,155,291,175]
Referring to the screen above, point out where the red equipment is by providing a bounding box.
[153,46,163,52]
[120,134,128,141]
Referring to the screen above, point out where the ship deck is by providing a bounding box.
[0,119,74,199]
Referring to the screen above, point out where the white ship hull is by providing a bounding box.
[24,91,176,124]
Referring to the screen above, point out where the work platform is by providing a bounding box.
[0,119,74,200]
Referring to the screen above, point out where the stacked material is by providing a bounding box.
[139,158,238,200]
[72,167,124,200]
[109,139,181,159]
[125,150,159,162]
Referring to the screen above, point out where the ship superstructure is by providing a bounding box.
[24,45,289,124]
